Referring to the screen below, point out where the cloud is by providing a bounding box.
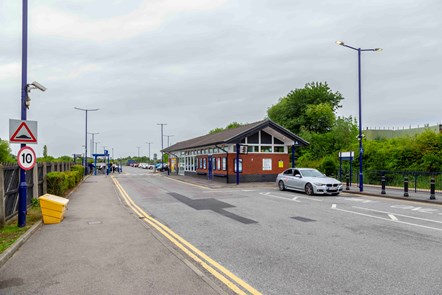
[31,0,226,42]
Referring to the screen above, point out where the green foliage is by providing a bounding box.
[0,139,14,163]
[267,82,343,134]
[319,156,338,176]
[209,122,245,134]
[46,166,84,196]
[43,145,48,158]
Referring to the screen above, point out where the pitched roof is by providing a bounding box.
[163,119,309,153]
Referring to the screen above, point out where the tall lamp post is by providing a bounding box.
[88,132,99,156]
[336,40,382,192]
[146,142,153,161]
[164,135,174,147]
[74,107,99,175]
[157,123,167,168]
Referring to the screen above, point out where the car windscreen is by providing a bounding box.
[301,170,324,178]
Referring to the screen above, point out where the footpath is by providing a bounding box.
[0,175,225,295]
[1,172,441,294]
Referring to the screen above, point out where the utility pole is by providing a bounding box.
[88,132,99,156]
[75,107,99,175]
[164,135,174,147]
[137,146,141,159]
[146,142,153,161]
[157,123,167,168]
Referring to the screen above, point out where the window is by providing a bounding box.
[222,157,227,170]
[274,137,284,145]
[217,158,221,171]
[261,131,272,144]
[233,158,243,173]
[283,169,293,175]
[274,146,284,153]
[213,157,216,170]
[260,146,272,153]
[248,132,259,143]
[203,158,207,169]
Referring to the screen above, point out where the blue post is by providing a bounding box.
[236,143,240,185]
[291,145,295,168]
[18,0,28,228]
[358,48,364,192]
[94,156,97,175]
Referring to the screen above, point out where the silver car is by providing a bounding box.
[276,168,343,195]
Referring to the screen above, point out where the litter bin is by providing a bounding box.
[38,194,69,224]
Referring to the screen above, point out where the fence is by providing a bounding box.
[336,169,442,193]
[0,162,73,227]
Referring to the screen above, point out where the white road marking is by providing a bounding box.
[343,198,377,204]
[292,196,299,201]
[333,207,442,232]
[331,204,337,209]
[388,214,398,221]
[390,205,439,214]
[353,206,442,224]
[259,192,300,202]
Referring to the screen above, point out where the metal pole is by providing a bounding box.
[157,123,167,169]
[291,144,295,168]
[358,48,364,192]
[236,143,240,185]
[18,0,28,227]
[146,142,152,161]
[88,132,99,156]
[137,146,141,158]
[75,107,98,175]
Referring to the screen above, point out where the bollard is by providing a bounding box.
[346,175,350,190]
[381,175,386,194]
[403,177,409,197]
[430,177,436,200]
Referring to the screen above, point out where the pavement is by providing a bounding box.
[1,171,441,294]
[0,174,227,295]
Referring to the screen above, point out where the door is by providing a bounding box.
[208,155,213,180]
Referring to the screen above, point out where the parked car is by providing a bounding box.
[155,163,169,172]
[276,168,343,195]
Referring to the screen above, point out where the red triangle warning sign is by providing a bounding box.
[10,122,37,143]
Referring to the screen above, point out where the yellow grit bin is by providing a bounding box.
[38,194,69,224]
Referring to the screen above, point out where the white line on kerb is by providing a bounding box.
[388,214,398,221]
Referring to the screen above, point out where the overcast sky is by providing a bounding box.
[1,0,441,158]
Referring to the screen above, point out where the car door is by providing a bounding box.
[291,169,304,190]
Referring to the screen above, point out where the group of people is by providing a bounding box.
[87,162,121,174]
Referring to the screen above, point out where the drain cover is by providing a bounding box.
[291,216,315,222]
[87,221,102,225]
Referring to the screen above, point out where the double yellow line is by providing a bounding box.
[112,176,261,295]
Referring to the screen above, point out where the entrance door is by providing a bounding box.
[208,155,213,180]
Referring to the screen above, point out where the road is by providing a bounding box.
[117,167,442,295]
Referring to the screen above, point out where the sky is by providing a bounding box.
[1,0,441,159]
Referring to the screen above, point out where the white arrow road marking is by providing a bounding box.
[259,192,300,202]
[331,205,442,232]
[353,206,442,224]
[388,214,398,221]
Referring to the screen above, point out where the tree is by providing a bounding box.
[43,145,48,158]
[209,122,244,134]
[267,82,343,134]
[0,139,14,163]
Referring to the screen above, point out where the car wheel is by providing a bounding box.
[305,183,314,195]
[278,180,285,191]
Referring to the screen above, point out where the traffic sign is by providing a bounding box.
[17,146,37,170]
[9,119,38,144]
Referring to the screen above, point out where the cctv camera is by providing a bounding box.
[31,81,47,92]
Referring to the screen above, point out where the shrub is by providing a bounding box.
[47,172,68,196]
[70,165,84,182]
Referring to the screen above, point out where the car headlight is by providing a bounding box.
[313,183,325,186]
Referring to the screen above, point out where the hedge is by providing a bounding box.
[47,166,84,196]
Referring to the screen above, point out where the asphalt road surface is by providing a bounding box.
[117,167,442,295]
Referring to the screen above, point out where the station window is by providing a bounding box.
[274,146,285,153]
[260,146,272,153]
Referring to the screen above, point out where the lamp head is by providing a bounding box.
[374,48,383,52]
[335,40,345,46]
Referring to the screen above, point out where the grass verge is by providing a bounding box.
[0,206,42,254]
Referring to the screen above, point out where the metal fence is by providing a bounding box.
[1,162,73,227]
[336,169,442,193]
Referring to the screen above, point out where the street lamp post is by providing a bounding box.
[336,40,382,192]
[164,135,174,147]
[146,142,153,161]
[95,142,100,155]
[137,146,141,159]
[88,132,99,156]
[74,107,99,175]
[157,123,167,169]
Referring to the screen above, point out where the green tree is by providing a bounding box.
[43,145,48,157]
[267,82,343,134]
[209,122,244,134]
[0,139,14,163]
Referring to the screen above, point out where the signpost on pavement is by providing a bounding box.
[17,146,36,171]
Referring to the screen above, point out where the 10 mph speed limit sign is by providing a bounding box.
[17,146,37,170]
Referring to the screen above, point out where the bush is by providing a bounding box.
[47,172,68,196]
[46,165,84,196]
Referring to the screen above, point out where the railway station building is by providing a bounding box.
[162,119,309,183]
